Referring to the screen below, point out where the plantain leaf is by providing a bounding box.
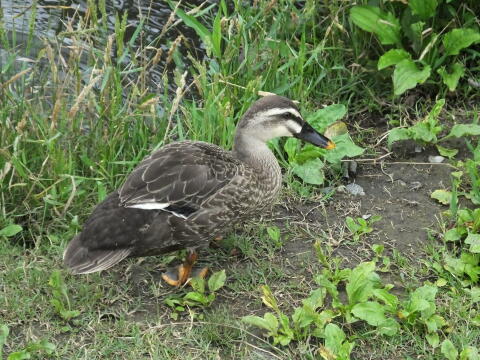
[378,49,411,70]
[443,28,480,56]
[408,0,438,20]
[350,6,401,45]
[438,63,465,91]
[393,59,431,95]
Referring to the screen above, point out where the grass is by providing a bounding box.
[1,0,480,359]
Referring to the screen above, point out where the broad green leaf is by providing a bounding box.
[408,21,425,53]
[183,291,209,305]
[425,314,446,332]
[446,124,480,139]
[307,104,347,131]
[350,6,401,45]
[242,313,278,332]
[25,339,56,354]
[465,233,480,253]
[294,144,324,163]
[387,127,411,148]
[377,318,399,336]
[444,228,462,242]
[469,287,480,303]
[276,334,293,346]
[292,158,325,185]
[324,133,364,165]
[346,262,379,305]
[266,226,280,242]
[426,99,445,125]
[189,276,206,293]
[441,339,458,360]
[409,285,438,318]
[436,145,458,159]
[443,28,480,56]
[324,323,346,354]
[438,63,465,91]
[284,138,299,162]
[0,224,23,237]
[346,217,360,233]
[460,346,480,360]
[378,49,411,70]
[208,269,226,292]
[292,307,315,328]
[411,122,437,143]
[393,59,431,95]
[431,189,452,205]
[7,350,30,360]
[60,309,80,320]
[408,0,438,20]
[351,301,387,326]
[373,288,399,311]
[303,288,326,310]
[426,332,440,347]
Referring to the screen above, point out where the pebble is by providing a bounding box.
[345,183,365,196]
[428,155,445,163]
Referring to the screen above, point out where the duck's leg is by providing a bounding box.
[161,250,208,287]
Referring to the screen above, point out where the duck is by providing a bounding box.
[63,95,335,286]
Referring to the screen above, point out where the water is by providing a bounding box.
[1,0,211,91]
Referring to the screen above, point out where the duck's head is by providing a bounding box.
[236,95,335,149]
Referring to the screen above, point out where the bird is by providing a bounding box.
[63,95,335,286]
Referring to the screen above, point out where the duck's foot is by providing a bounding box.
[161,251,208,287]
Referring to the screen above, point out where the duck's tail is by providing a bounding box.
[63,234,132,274]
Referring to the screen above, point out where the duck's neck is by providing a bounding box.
[233,134,282,186]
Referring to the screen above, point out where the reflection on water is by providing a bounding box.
[1,0,210,91]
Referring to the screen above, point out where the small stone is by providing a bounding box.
[428,155,445,163]
[345,183,365,196]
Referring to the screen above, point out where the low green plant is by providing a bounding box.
[48,270,80,321]
[372,244,392,272]
[350,0,480,95]
[241,241,479,358]
[0,224,23,238]
[345,215,382,242]
[283,104,364,186]
[164,270,226,320]
[388,99,480,155]
[266,225,282,248]
[0,325,56,360]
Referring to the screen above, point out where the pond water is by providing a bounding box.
[1,0,211,91]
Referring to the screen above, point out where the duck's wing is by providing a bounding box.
[118,141,244,217]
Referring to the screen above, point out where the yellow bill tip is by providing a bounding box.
[326,141,336,150]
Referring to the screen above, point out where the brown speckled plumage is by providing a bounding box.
[63,95,332,275]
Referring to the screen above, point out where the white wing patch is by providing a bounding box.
[127,202,189,219]
[127,202,170,210]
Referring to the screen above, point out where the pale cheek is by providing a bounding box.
[267,125,294,139]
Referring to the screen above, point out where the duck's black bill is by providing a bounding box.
[294,122,335,149]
